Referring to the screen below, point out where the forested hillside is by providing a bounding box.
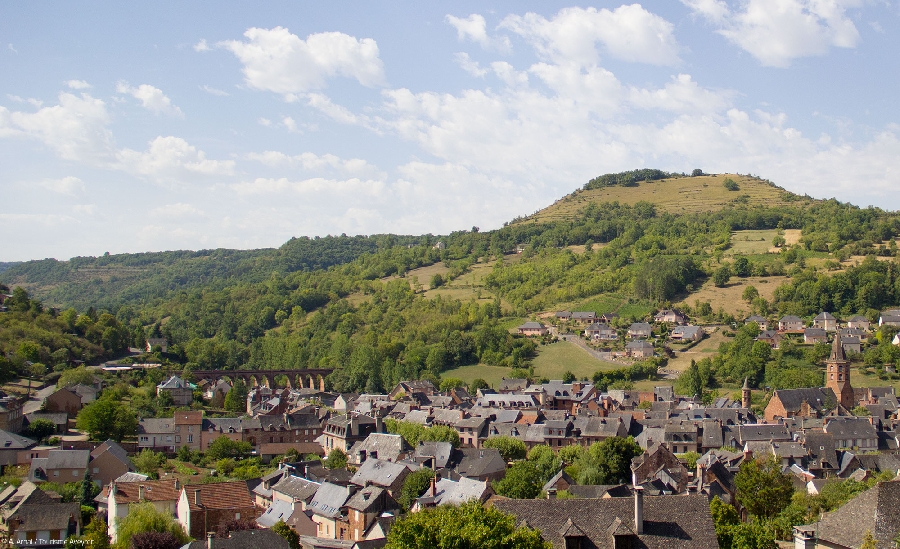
[4,172,900,394]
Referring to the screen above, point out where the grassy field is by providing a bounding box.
[729,229,780,255]
[679,276,791,318]
[665,328,730,373]
[440,364,514,388]
[516,174,803,225]
[531,339,610,380]
[573,295,627,315]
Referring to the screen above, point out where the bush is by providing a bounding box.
[723,178,739,191]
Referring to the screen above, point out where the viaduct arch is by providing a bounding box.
[189,368,331,391]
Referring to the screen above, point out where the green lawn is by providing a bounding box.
[531,339,610,381]
[441,364,514,389]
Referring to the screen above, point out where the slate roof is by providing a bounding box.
[815,480,900,549]
[345,485,394,513]
[348,433,409,463]
[158,375,190,389]
[566,484,627,498]
[309,482,353,519]
[40,449,90,469]
[453,448,506,479]
[417,476,489,506]
[350,458,408,489]
[256,498,294,528]
[493,495,719,549]
[272,475,320,501]
[738,424,792,443]
[518,322,547,330]
[415,441,453,469]
[824,418,878,440]
[0,429,36,450]
[9,501,80,532]
[771,387,836,414]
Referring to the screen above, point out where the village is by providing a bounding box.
[1,307,900,548]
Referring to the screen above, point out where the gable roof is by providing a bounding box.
[494,495,718,549]
[106,479,180,503]
[0,429,36,450]
[350,458,408,489]
[308,482,353,519]
[182,480,254,511]
[815,480,900,549]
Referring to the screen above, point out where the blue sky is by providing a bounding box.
[2,1,899,261]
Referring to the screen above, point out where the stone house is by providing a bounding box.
[157,375,194,406]
[89,439,135,487]
[43,388,82,418]
[813,312,838,332]
[779,315,804,332]
[28,449,89,483]
[176,481,258,539]
[102,479,181,543]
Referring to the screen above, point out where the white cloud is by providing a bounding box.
[117,136,235,178]
[682,0,862,67]
[149,202,206,219]
[0,92,114,163]
[65,80,91,90]
[305,93,363,125]
[282,116,299,133]
[6,95,42,107]
[501,5,681,66]
[38,176,86,195]
[445,14,512,53]
[220,27,386,97]
[7,44,17,54]
[199,85,229,96]
[454,52,487,77]
[246,150,384,179]
[193,39,210,52]
[116,82,184,117]
[232,176,385,198]
[258,117,272,127]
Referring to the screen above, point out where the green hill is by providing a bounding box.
[2,169,899,396]
[515,173,809,226]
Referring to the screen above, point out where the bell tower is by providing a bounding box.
[741,378,751,409]
[825,335,854,410]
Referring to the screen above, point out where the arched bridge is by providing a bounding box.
[190,368,332,391]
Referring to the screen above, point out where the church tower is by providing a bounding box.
[825,335,854,410]
[742,377,751,409]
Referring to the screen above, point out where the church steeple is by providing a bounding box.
[825,335,854,410]
[742,377,751,409]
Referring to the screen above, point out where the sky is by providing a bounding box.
[2,1,900,262]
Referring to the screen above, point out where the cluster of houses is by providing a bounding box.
[6,308,900,547]
[751,309,900,355]
[518,308,705,360]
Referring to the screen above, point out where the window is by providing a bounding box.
[73,470,79,476]
[93,467,99,474]
[54,470,59,477]
[235,513,241,520]
[188,435,193,443]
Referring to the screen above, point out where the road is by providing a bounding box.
[23,383,57,415]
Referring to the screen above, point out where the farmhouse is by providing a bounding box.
[516,322,549,336]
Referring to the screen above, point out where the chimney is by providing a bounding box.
[430,475,437,496]
[174,479,181,492]
[696,462,706,487]
[194,489,202,506]
[634,486,644,534]
[546,488,557,499]
[111,482,117,496]
[207,533,214,549]
[138,485,145,500]
[375,415,384,433]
